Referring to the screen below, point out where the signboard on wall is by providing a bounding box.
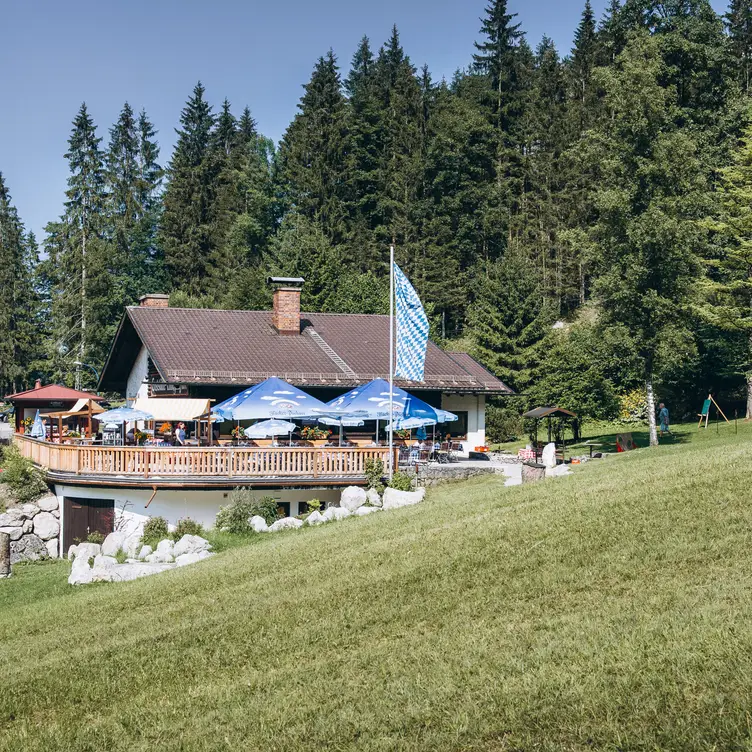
[149,383,189,398]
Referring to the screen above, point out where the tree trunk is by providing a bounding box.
[0,532,10,578]
[646,376,658,447]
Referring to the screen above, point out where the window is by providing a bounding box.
[440,411,468,439]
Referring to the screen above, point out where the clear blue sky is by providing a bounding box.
[1,0,727,240]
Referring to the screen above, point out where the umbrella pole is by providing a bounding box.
[388,242,395,479]
[339,423,343,447]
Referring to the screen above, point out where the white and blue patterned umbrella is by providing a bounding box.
[244,419,297,438]
[214,377,332,421]
[394,263,429,382]
[29,409,45,438]
[95,407,154,423]
[325,379,439,422]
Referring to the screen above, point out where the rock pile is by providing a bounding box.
[68,533,214,585]
[0,494,60,563]
[249,485,425,533]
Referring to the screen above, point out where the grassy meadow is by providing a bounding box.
[1,421,752,751]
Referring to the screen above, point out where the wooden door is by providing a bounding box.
[63,498,115,549]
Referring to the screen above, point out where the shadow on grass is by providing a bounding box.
[567,427,690,453]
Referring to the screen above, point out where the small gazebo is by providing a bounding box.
[522,406,578,446]
[5,381,105,434]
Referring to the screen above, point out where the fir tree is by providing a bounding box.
[726,0,752,94]
[58,103,111,384]
[468,250,553,391]
[160,82,218,295]
[569,0,599,133]
[591,32,707,445]
[278,51,351,246]
[701,116,752,416]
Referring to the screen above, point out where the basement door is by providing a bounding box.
[63,498,115,550]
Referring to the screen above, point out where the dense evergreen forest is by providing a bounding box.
[3,0,752,441]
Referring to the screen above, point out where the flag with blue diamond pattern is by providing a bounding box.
[394,263,429,381]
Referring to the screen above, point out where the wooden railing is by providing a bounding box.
[14,434,394,481]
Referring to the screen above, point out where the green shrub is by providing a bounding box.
[255,496,280,524]
[485,404,525,444]
[215,489,280,534]
[172,517,204,540]
[142,516,169,545]
[86,531,105,545]
[389,471,413,492]
[306,498,322,512]
[0,444,48,503]
[364,458,385,493]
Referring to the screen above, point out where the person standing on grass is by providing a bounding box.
[658,403,670,437]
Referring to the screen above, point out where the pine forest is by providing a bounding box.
[4,0,752,438]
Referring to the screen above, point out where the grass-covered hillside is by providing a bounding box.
[2,424,752,751]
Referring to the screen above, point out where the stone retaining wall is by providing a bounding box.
[416,465,506,487]
[0,494,60,563]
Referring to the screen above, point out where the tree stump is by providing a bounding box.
[521,462,546,484]
[0,532,11,578]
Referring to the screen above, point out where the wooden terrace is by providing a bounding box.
[15,435,396,489]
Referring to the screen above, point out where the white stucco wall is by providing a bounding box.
[53,484,341,539]
[440,394,486,454]
[126,346,150,405]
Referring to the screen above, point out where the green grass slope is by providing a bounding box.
[2,425,752,751]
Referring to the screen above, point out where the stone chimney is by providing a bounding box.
[139,294,170,308]
[268,277,304,335]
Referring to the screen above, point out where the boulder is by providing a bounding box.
[10,534,48,564]
[21,503,40,518]
[106,562,174,582]
[36,494,59,512]
[123,535,142,559]
[382,487,426,510]
[541,442,557,469]
[354,505,381,516]
[93,554,119,569]
[45,539,59,559]
[269,517,304,532]
[73,542,101,563]
[0,526,23,541]
[366,488,382,507]
[156,539,174,556]
[340,486,367,512]
[323,506,351,522]
[137,545,153,561]
[145,551,174,564]
[22,519,33,534]
[51,510,60,518]
[101,532,127,557]
[250,515,269,533]
[67,544,78,561]
[68,556,94,586]
[173,534,211,558]
[175,551,213,567]
[33,512,60,541]
[305,510,326,526]
[0,509,25,527]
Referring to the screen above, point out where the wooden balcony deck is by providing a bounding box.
[14,435,395,489]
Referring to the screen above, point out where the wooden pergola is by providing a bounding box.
[522,406,578,446]
[44,399,105,439]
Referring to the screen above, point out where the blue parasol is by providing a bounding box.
[214,377,333,420]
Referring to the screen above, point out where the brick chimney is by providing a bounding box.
[268,277,304,335]
[139,294,170,308]
[34,378,42,390]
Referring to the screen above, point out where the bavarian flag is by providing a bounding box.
[394,263,429,382]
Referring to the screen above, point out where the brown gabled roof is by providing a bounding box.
[100,306,513,394]
[5,383,104,402]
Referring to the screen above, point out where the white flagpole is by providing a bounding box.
[388,243,395,479]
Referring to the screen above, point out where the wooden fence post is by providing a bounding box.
[0,532,11,578]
